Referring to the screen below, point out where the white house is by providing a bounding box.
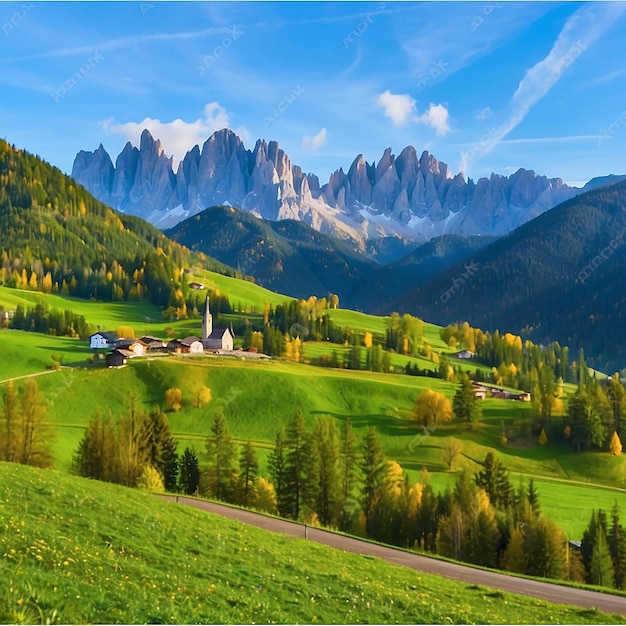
[89,331,117,350]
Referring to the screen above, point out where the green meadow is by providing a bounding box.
[2,279,626,544]
[1,462,623,625]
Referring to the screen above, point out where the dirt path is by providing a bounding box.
[160,495,626,618]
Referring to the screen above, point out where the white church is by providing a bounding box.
[202,293,234,351]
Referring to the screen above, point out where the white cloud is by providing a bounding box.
[302,127,327,152]
[376,90,417,126]
[101,102,250,166]
[417,103,451,136]
[376,91,451,135]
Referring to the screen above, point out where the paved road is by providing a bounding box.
[160,495,626,618]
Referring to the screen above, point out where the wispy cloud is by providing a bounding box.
[5,25,250,62]
[302,128,327,152]
[460,2,626,174]
[101,102,250,166]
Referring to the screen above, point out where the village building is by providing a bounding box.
[452,350,475,359]
[168,336,204,354]
[105,348,135,367]
[202,294,234,351]
[115,338,146,356]
[89,331,117,350]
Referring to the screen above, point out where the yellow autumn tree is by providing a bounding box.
[196,385,212,409]
[538,428,548,445]
[363,331,373,349]
[610,431,623,456]
[412,390,453,429]
[164,388,183,412]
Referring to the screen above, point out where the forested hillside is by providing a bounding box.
[0,140,228,312]
[392,182,626,373]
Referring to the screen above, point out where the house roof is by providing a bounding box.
[181,336,202,347]
[109,348,135,358]
[90,331,117,341]
[208,328,232,340]
[140,335,165,344]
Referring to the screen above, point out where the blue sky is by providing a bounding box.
[2,1,626,187]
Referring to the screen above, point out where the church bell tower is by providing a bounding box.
[202,293,212,346]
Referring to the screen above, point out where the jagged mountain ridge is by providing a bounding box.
[72,128,577,242]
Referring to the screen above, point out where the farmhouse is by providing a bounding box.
[89,331,117,350]
[202,294,234,351]
[105,348,135,367]
[168,336,204,354]
[115,338,146,356]
[452,350,475,359]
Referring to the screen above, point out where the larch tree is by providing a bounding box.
[164,387,183,412]
[143,409,178,492]
[311,417,342,527]
[0,380,18,462]
[610,431,623,456]
[474,452,514,509]
[360,426,389,521]
[17,378,54,468]
[71,408,116,482]
[412,389,453,430]
[284,410,308,520]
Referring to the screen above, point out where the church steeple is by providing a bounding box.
[202,293,212,346]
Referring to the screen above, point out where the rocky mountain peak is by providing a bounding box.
[71,128,580,241]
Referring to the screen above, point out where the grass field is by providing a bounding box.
[1,462,623,625]
[2,282,626,544]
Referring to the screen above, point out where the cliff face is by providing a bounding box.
[72,128,577,242]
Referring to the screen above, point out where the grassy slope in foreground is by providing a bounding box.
[1,462,622,625]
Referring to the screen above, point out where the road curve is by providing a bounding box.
[160,495,626,618]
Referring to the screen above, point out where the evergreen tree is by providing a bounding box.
[237,441,259,507]
[360,427,389,521]
[310,417,341,527]
[71,408,116,482]
[609,503,626,590]
[284,410,308,520]
[452,373,482,423]
[590,525,615,588]
[523,517,568,580]
[267,426,290,518]
[474,452,514,509]
[527,478,541,516]
[203,411,237,501]
[178,447,200,495]
[115,396,149,487]
[143,409,178,492]
[606,373,626,437]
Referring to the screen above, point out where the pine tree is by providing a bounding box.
[590,525,615,588]
[268,426,290,518]
[237,442,259,507]
[609,503,626,590]
[178,447,200,495]
[204,411,236,502]
[474,452,514,509]
[452,373,482,423]
[523,517,568,580]
[143,409,178,492]
[283,410,309,520]
[71,408,116,482]
[360,427,389,521]
[527,478,541,516]
[311,417,341,527]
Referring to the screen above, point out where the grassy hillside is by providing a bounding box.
[1,462,622,625]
